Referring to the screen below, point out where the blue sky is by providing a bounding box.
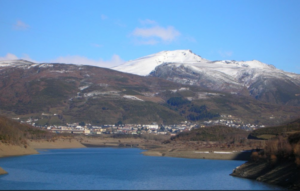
[0,0,300,73]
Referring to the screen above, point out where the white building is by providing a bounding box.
[143,124,159,129]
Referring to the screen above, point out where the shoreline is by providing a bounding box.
[0,137,251,177]
[142,149,251,160]
[0,167,8,175]
[1,138,290,189]
[0,137,251,160]
[0,138,86,175]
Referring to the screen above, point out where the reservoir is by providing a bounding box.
[0,148,282,190]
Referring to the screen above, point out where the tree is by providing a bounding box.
[79,121,85,127]
[115,120,123,126]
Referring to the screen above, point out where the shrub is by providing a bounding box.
[293,143,300,157]
[295,157,300,166]
[167,97,190,106]
[270,154,277,164]
[277,136,292,158]
[251,151,259,161]
[264,140,278,156]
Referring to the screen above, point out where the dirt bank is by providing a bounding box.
[142,149,251,160]
[0,138,86,175]
[76,136,252,160]
[0,143,38,158]
[0,167,8,175]
[28,138,86,149]
[0,138,86,158]
[231,160,300,190]
[78,136,144,147]
[0,143,39,175]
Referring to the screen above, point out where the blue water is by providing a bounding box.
[0,148,282,190]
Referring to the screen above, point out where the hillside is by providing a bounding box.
[170,125,249,142]
[249,118,300,140]
[0,60,300,126]
[0,61,187,125]
[0,115,51,146]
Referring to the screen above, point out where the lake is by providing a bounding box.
[0,148,283,190]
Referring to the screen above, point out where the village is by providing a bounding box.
[13,114,266,136]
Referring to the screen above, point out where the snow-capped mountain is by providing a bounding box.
[112,50,300,106]
[1,58,300,125]
[112,50,205,76]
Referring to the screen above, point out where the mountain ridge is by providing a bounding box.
[111,50,300,106]
[0,58,300,126]
[112,49,288,76]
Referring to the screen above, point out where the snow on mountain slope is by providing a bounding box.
[0,60,38,68]
[0,60,56,70]
[111,49,284,78]
[112,50,205,76]
[111,49,299,86]
[112,49,300,106]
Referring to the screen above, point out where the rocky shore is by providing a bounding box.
[230,160,300,190]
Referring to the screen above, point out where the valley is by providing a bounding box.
[1,51,300,189]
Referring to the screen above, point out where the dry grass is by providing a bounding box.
[251,151,259,161]
[295,157,300,166]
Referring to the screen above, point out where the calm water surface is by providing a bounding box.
[0,148,283,190]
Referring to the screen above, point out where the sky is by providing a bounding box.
[0,0,300,73]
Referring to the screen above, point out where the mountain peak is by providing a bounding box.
[112,49,204,76]
[112,49,278,76]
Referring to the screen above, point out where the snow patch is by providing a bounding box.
[84,91,120,97]
[79,85,89,91]
[123,95,144,101]
[194,151,210,153]
[213,151,233,154]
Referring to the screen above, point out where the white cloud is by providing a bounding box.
[115,19,126,27]
[139,19,157,25]
[101,14,108,20]
[13,20,29,30]
[51,54,124,68]
[134,19,197,45]
[0,53,18,60]
[0,53,36,62]
[22,54,37,62]
[0,53,124,68]
[185,36,197,43]
[132,25,180,44]
[218,50,233,57]
[91,43,102,48]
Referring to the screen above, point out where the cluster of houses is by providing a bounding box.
[30,121,198,136]
[13,113,266,136]
[199,114,265,131]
